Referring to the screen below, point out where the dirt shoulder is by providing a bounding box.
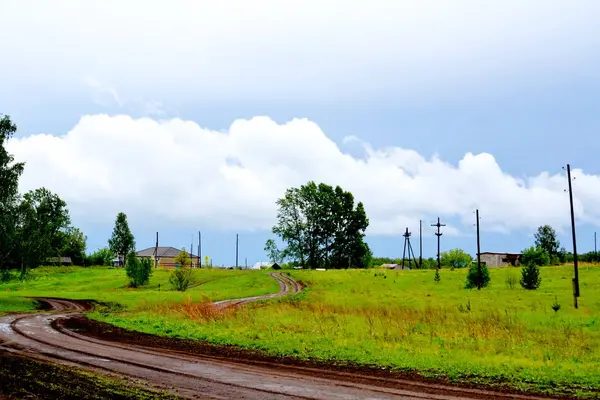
[63,315,578,400]
[0,350,182,400]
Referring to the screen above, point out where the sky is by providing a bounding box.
[2,0,600,266]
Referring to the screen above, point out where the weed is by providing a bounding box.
[551,296,561,313]
[505,273,518,289]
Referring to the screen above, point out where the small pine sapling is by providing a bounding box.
[520,262,542,290]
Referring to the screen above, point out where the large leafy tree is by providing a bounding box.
[15,188,71,271]
[0,115,25,271]
[108,212,135,266]
[58,227,87,265]
[534,225,560,260]
[272,181,370,269]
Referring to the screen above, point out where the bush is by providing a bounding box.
[86,247,114,266]
[465,262,491,289]
[125,251,152,288]
[169,267,195,292]
[521,246,549,267]
[520,263,542,290]
[433,268,440,282]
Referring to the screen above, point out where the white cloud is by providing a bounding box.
[1,0,599,103]
[6,114,600,236]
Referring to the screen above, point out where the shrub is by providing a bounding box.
[551,296,561,313]
[86,247,114,266]
[169,267,195,292]
[465,262,491,289]
[520,263,542,290]
[125,251,152,288]
[521,246,549,267]
[433,268,440,282]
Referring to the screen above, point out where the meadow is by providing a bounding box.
[2,265,600,397]
[0,266,278,315]
[96,265,600,398]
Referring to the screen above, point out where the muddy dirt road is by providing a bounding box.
[0,273,552,399]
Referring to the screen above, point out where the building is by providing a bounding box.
[136,246,199,268]
[479,252,522,267]
[251,261,281,270]
[380,263,400,269]
[45,257,73,266]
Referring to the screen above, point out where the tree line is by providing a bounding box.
[1,115,87,281]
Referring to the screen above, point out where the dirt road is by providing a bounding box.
[0,273,553,399]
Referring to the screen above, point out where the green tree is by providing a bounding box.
[174,248,191,268]
[125,251,152,287]
[87,247,114,266]
[14,188,71,273]
[440,248,473,268]
[272,181,370,269]
[521,245,550,267]
[0,115,25,273]
[534,225,560,261]
[58,227,87,265]
[108,212,135,267]
[465,261,491,289]
[264,239,283,264]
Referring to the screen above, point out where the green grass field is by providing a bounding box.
[0,266,279,314]
[95,265,600,398]
[2,265,599,398]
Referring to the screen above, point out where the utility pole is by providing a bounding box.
[476,209,482,289]
[245,257,247,269]
[190,237,193,268]
[566,164,580,308]
[197,231,201,268]
[419,220,423,268]
[594,231,597,262]
[235,234,239,268]
[401,227,417,269]
[154,232,159,268]
[431,217,445,270]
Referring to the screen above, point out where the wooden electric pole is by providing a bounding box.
[566,164,580,308]
[154,232,159,268]
[197,231,201,268]
[431,218,445,270]
[419,220,423,268]
[476,209,482,289]
[235,234,239,268]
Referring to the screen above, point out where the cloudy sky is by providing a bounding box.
[2,0,600,265]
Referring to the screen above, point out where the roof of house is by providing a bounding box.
[480,252,522,256]
[381,263,399,268]
[252,261,277,269]
[136,246,197,258]
[46,256,73,264]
